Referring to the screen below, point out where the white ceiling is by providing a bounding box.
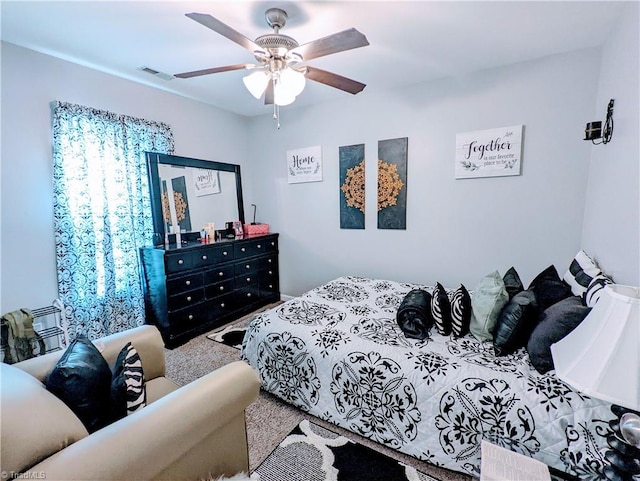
[1,1,626,117]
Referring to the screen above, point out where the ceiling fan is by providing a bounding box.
[175,8,370,113]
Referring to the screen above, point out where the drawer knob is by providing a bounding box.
[246,277,251,282]
[219,272,224,277]
[177,259,184,265]
[202,255,207,260]
[186,296,192,302]
[271,242,275,246]
[241,247,246,252]
[269,284,273,289]
[220,286,225,291]
[257,244,262,249]
[185,280,191,286]
[268,259,272,263]
[246,264,250,269]
[223,251,228,256]
[188,314,193,320]
[247,293,252,298]
[221,303,225,308]
[268,270,273,275]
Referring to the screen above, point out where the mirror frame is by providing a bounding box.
[146,152,245,246]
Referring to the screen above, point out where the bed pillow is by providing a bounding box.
[583,273,613,307]
[563,250,602,297]
[111,342,146,421]
[470,271,509,342]
[45,336,113,433]
[503,267,524,300]
[431,283,452,336]
[527,296,591,374]
[450,284,472,337]
[493,290,538,356]
[528,265,572,313]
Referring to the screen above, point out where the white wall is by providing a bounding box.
[247,49,602,297]
[0,42,250,312]
[582,2,640,286]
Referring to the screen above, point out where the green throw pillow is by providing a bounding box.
[470,271,509,341]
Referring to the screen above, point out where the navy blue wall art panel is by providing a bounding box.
[339,144,366,229]
[377,137,408,230]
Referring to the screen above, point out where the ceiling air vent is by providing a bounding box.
[139,66,174,81]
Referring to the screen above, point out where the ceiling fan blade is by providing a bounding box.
[174,64,249,79]
[264,80,274,105]
[290,28,369,61]
[186,13,264,54]
[305,67,366,95]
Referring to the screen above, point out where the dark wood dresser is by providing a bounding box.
[139,233,279,347]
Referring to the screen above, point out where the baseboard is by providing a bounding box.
[280,294,295,302]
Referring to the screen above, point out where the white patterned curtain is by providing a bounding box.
[52,101,174,339]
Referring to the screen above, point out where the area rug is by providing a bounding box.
[207,301,283,349]
[251,420,440,481]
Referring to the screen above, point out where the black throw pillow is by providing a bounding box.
[503,267,524,300]
[45,335,113,433]
[396,289,433,340]
[431,283,452,336]
[526,296,591,374]
[527,265,572,313]
[493,290,538,356]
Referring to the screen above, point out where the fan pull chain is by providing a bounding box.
[273,103,281,129]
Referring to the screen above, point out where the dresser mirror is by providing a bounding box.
[146,152,245,246]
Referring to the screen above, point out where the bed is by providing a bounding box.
[241,276,615,479]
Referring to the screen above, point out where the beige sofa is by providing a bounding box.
[1,325,260,481]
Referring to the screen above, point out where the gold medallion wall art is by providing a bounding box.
[378,137,408,229]
[339,144,365,229]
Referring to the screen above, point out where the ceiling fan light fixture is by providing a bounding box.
[243,70,270,99]
[279,67,306,97]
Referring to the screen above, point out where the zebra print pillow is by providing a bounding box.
[431,282,452,336]
[450,284,471,337]
[111,342,146,419]
[562,250,602,296]
[584,273,613,307]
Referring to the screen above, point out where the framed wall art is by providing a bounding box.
[455,125,523,179]
[287,145,323,183]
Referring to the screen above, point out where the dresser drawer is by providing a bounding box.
[234,259,260,276]
[204,279,234,299]
[168,288,204,312]
[235,238,277,259]
[168,304,203,327]
[167,272,203,294]
[235,272,259,288]
[260,254,278,271]
[165,251,193,274]
[192,245,234,268]
[236,285,261,304]
[203,265,234,285]
[206,293,238,319]
[260,278,279,296]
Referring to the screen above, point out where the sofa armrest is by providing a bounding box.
[29,361,261,481]
[15,325,166,382]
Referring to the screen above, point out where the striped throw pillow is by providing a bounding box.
[584,273,613,307]
[451,284,472,337]
[111,342,146,418]
[563,250,602,296]
[431,282,452,336]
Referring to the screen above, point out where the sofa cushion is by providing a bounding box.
[528,265,572,312]
[431,282,452,336]
[45,336,113,433]
[111,342,147,420]
[470,271,509,341]
[0,363,88,474]
[527,296,591,374]
[493,290,538,356]
[450,284,471,337]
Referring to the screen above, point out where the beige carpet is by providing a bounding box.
[164,304,474,481]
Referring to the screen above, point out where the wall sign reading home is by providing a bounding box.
[287,145,323,183]
[455,125,523,179]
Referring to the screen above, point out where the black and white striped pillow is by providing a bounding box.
[111,342,146,418]
[451,284,472,337]
[584,273,613,307]
[431,282,452,336]
[562,250,602,296]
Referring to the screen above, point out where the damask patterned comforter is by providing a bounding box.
[241,276,615,478]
